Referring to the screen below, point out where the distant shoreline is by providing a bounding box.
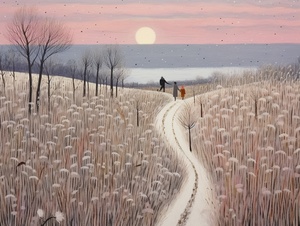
[126,66,257,84]
[1,43,300,69]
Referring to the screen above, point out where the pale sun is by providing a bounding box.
[135,27,156,44]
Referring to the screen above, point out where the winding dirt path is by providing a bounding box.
[155,97,217,226]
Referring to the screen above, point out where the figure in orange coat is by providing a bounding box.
[180,86,186,100]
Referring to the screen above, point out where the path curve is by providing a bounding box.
[155,96,217,226]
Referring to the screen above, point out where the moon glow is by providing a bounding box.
[135,27,156,44]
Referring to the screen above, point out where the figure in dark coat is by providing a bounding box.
[158,76,169,92]
[173,82,180,101]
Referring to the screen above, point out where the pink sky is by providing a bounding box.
[0,0,300,45]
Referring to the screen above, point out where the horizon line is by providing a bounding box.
[1,42,300,46]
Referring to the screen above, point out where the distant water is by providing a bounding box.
[127,67,256,84]
[2,44,299,68]
[54,43,300,68]
[57,44,299,84]
[1,43,299,84]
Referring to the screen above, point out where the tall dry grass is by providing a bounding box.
[0,73,186,226]
[188,66,300,225]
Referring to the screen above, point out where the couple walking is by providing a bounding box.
[158,76,186,101]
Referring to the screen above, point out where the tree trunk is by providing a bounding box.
[115,79,119,98]
[1,74,6,93]
[193,90,195,104]
[36,59,45,113]
[87,75,90,98]
[105,77,108,93]
[27,58,33,115]
[188,127,192,152]
[83,67,87,97]
[95,67,99,96]
[136,102,139,127]
[99,78,102,93]
[11,62,16,94]
[254,99,257,119]
[110,67,113,97]
[200,103,203,118]
[35,52,46,112]
[47,74,51,112]
[72,77,76,102]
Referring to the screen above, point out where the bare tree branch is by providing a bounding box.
[35,17,72,112]
[93,47,103,96]
[104,44,123,98]
[6,6,40,114]
[66,59,81,102]
[81,50,92,97]
[6,6,72,113]
[115,67,130,97]
[177,103,197,152]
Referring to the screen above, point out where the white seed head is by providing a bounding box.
[37,209,44,218]
[55,211,64,223]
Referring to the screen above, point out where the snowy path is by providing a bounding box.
[155,97,217,226]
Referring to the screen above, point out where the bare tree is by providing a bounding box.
[66,59,80,102]
[7,49,18,82]
[81,50,92,97]
[197,96,204,118]
[93,48,103,96]
[115,68,130,97]
[6,6,40,114]
[250,87,261,120]
[136,99,140,127]
[86,69,91,97]
[44,58,57,112]
[35,18,72,112]
[192,86,197,104]
[104,45,123,97]
[6,49,18,93]
[178,103,197,152]
[0,49,8,93]
[102,69,110,94]
[121,71,129,88]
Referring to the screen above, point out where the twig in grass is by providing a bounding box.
[41,216,55,226]
[15,161,26,173]
[16,161,26,168]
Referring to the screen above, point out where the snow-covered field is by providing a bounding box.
[0,73,186,226]
[1,66,300,225]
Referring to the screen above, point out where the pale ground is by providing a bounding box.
[8,72,217,225]
[155,94,217,226]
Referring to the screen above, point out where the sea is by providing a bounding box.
[58,43,300,84]
[2,43,300,84]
